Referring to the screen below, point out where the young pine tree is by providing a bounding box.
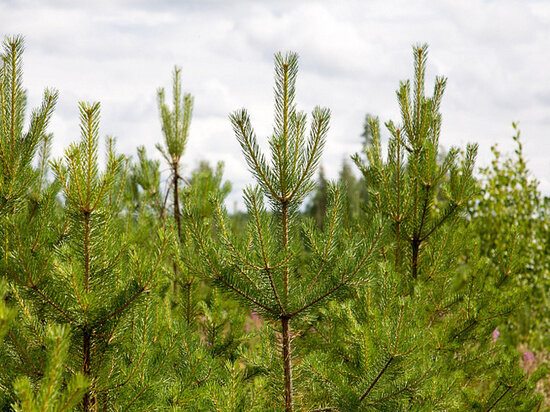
[156,66,200,326]
[186,52,382,411]
[10,325,88,412]
[157,66,193,241]
[0,35,87,410]
[301,44,542,411]
[2,101,179,410]
[186,161,231,220]
[2,279,87,411]
[1,131,89,411]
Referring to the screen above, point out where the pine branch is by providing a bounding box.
[289,107,329,202]
[231,110,280,202]
[359,356,394,403]
[7,331,42,377]
[289,282,346,318]
[420,203,458,243]
[216,274,276,315]
[485,382,515,412]
[188,216,276,314]
[96,286,146,327]
[29,283,75,323]
[416,183,431,240]
[363,371,426,408]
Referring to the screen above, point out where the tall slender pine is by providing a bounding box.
[157,67,197,325]
[157,66,193,240]
[186,52,382,411]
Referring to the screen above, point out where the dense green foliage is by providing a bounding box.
[469,125,550,351]
[0,35,547,411]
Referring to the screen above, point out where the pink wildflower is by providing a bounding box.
[524,351,535,362]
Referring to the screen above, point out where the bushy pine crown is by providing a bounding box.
[187,52,381,320]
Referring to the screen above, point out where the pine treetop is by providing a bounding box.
[0,35,57,218]
[157,66,193,167]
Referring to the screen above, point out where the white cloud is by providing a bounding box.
[2,0,550,208]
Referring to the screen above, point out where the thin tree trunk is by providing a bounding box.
[281,316,293,412]
[82,327,93,411]
[282,201,289,297]
[395,221,401,269]
[281,201,294,411]
[83,204,93,410]
[173,162,182,241]
[83,211,91,293]
[186,281,191,325]
[172,162,184,309]
[395,132,402,269]
[411,238,419,279]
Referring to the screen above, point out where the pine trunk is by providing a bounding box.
[411,238,420,279]
[82,327,93,411]
[281,316,293,412]
[281,200,293,411]
[173,162,182,241]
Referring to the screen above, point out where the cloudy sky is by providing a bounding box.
[2,0,550,208]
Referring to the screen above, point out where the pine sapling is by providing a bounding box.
[157,67,196,324]
[186,52,382,411]
[301,44,542,411]
[3,101,171,410]
[157,66,193,239]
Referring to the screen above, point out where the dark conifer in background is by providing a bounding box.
[337,160,363,229]
[304,166,328,230]
[126,146,163,218]
[186,161,231,219]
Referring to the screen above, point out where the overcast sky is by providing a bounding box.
[2,0,550,209]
